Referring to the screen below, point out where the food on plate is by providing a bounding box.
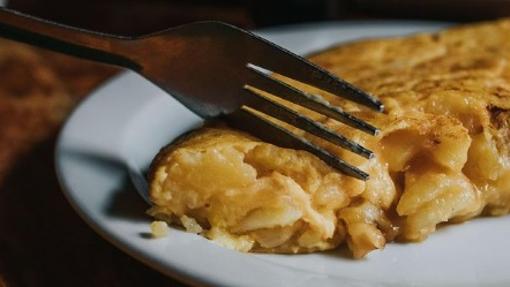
[147,19,510,258]
[150,221,170,238]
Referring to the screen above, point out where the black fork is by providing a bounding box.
[0,8,384,180]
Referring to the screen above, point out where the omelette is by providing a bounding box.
[147,19,510,258]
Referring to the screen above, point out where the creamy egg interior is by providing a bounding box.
[148,19,510,258]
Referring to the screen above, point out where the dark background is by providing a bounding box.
[7,0,510,35]
[1,1,510,287]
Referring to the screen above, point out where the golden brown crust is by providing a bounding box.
[305,18,510,216]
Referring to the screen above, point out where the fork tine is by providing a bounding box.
[243,88,374,159]
[246,64,379,136]
[246,37,384,112]
[225,107,370,180]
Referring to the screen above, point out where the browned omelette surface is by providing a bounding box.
[148,19,510,258]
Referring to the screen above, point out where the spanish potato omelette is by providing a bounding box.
[148,19,510,258]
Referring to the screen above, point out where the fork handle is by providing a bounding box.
[0,8,140,69]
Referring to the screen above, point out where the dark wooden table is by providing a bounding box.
[1,1,509,286]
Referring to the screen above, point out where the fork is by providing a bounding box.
[0,8,383,180]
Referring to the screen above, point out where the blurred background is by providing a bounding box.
[1,1,510,287]
[5,0,510,34]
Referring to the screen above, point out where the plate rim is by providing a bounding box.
[54,20,493,287]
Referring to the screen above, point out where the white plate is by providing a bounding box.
[55,21,510,287]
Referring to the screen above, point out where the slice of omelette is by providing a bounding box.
[148,19,510,258]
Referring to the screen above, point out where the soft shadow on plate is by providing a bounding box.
[61,149,150,223]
